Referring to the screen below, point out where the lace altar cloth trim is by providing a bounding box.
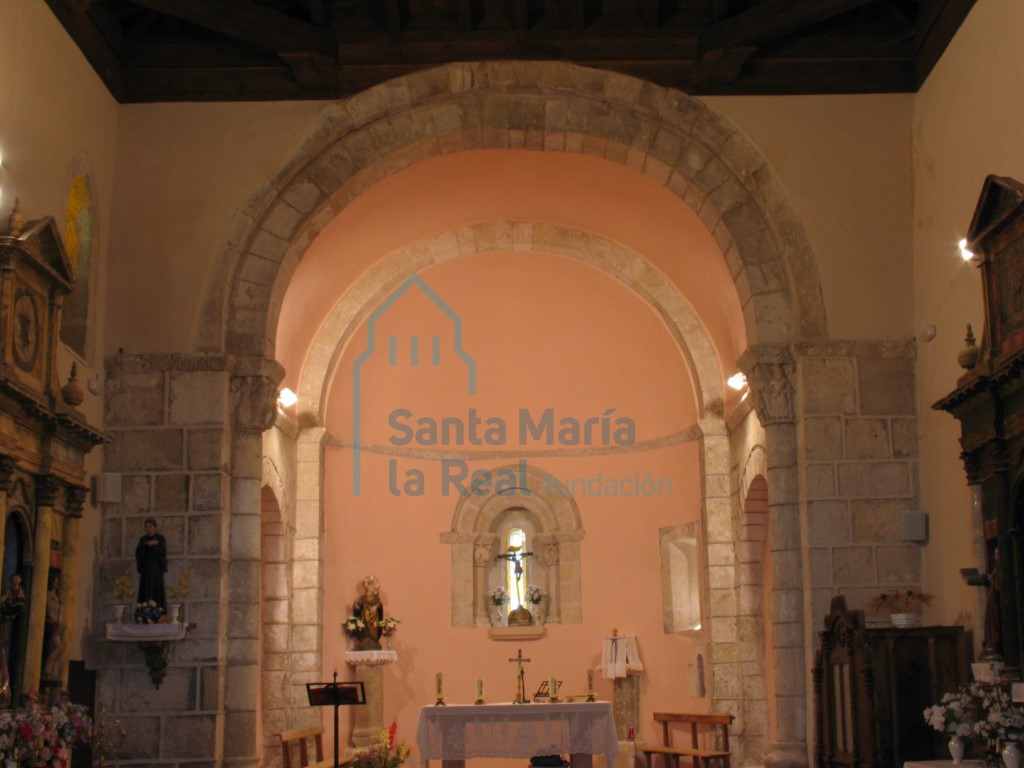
[106,622,188,641]
[416,702,617,763]
[345,650,398,666]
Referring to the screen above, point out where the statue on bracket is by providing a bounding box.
[350,576,385,650]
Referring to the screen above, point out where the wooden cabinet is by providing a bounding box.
[814,597,969,768]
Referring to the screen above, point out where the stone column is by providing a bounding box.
[739,345,807,768]
[612,674,641,768]
[23,475,60,692]
[347,662,389,752]
[0,455,18,564]
[59,486,88,689]
[226,356,285,768]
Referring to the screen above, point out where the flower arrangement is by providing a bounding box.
[867,588,934,614]
[134,600,165,624]
[351,722,410,768]
[0,697,91,768]
[925,683,1024,744]
[112,569,133,600]
[167,569,191,599]
[525,585,547,604]
[488,585,509,606]
[342,616,366,637]
[380,617,401,637]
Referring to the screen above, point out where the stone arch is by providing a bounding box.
[200,61,826,360]
[298,222,720,423]
[442,462,584,626]
[204,61,823,768]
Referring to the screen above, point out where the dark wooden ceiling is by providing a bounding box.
[45,0,976,103]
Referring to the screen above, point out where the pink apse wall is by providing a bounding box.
[273,149,750,757]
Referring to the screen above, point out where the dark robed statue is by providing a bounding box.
[136,518,168,612]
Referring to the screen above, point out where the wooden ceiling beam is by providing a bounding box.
[126,0,335,56]
[699,0,877,53]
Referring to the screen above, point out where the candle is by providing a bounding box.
[436,672,443,697]
[476,678,483,698]
[550,676,557,697]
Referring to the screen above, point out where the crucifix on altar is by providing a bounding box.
[496,544,534,625]
[508,648,531,704]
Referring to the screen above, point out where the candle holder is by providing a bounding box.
[474,680,486,705]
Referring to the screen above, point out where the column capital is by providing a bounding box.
[0,454,17,492]
[230,357,286,432]
[738,344,795,428]
[36,475,63,508]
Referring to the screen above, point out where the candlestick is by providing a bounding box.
[549,675,559,702]
[474,677,485,705]
[586,669,595,702]
[434,672,446,706]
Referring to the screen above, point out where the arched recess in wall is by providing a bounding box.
[443,463,584,626]
[737,456,771,762]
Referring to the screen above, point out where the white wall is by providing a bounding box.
[913,0,1024,637]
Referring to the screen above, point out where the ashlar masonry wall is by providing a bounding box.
[799,340,922,628]
[95,351,281,767]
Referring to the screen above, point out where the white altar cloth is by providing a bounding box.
[416,701,618,766]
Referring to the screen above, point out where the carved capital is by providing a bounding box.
[66,485,89,517]
[739,344,795,427]
[0,455,17,493]
[230,357,286,432]
[36,475,63,508]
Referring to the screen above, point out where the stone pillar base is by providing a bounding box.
[764,743,808,768]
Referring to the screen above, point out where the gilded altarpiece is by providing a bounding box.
[0,206,104,704]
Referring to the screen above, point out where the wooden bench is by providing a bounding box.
[640,712,734,768]
[277,725,354,768]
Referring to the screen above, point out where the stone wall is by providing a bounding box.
[97,352,232,765]
[96,352,281,768]
[798,340,921,628]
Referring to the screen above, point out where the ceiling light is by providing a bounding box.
[278,387,298,408]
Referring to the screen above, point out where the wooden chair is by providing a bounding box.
[640,712,734,768]
[277,725,353,768]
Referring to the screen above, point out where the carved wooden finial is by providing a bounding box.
[8,198,24,237]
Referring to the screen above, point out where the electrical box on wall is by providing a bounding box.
[93,472,122,504]
[902,510,928,542]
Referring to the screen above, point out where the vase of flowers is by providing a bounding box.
[0,695,92,768]
[868,588,934,627]
[488,585,509,627]
[926,682,1024,768]
[525,584,548,625]
[342,616,366,646]
[380,616,400,648]
[351,722,410,768]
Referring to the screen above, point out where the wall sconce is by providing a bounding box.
[726,372,747,391]
[277,387,298,408]
[959,238,977,262]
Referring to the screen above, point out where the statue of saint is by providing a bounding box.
[135,518,168,613]
[352,576,384,651]
[0,574,25,621]
[42,572,62,680]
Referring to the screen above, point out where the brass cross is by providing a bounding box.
[508,648,531,704]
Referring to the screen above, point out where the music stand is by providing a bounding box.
[306,672,366,768]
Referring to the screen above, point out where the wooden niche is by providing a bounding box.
[934,175,1024,676]
[0,204,105,705]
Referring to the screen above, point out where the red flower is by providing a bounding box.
[20,721,35,738]
[388,721,397,748]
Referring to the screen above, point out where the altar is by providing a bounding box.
[416,701,618,768]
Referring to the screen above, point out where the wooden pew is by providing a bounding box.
[278,725,354,768]
[640,712,734,768]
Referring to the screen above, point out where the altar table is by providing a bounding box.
[416,701,618,768]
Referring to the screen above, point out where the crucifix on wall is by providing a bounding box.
[496,544,533,605]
